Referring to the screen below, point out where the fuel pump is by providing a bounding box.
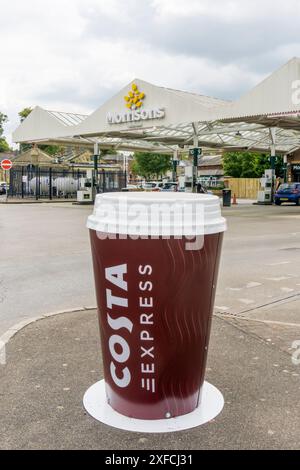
[77,170,93,203]
[257,169,275,204]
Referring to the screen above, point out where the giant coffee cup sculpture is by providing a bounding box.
[84,192,226,432]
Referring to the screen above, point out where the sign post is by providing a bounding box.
[1,159,12,202]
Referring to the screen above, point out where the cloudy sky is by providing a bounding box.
[1,0,300,146]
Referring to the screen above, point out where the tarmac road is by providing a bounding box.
[0,203,95,335]
[1,201,300,336]
[216,203,300,323]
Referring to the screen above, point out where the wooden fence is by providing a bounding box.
[224,177,260,199]
[0,168,8,182]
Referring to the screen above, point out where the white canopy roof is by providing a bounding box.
[13,58,300,155]
[217,57,300,122]
[13,106,171,153]
[13,106,87,144]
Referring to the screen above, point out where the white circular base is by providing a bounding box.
[83,380,224,433]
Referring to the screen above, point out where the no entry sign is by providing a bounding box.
[1,159,13,171]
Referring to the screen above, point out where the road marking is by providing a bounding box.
[265,277,292,282]
[246,282,262,288]
[281,287,294,293]
[238,299,255,305]
[267,261,291,266]
[220,316,300,328]
[227,287,242,292]
[215,306,230,312]
[218,292,300,317]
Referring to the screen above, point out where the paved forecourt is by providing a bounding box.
[1,309,300,450]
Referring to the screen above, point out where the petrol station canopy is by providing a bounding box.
[13,57,300,155]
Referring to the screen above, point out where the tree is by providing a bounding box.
[18,108,33,152]
[0,112,10,153]
[19,107,32,122]
[132,152,172,179]
[101,149,117,156]
[0,138,10,152]
[223,151,284,178]
[0,112,8,136]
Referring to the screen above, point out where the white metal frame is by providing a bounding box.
[15,108,300,156]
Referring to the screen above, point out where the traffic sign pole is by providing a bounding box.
[1,160,12,202]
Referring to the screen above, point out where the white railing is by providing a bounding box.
[198,177,220,188]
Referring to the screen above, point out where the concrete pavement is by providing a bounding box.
[1,309,300,450]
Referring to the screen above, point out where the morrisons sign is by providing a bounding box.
[106,82,165,125]
[106,108,165,125]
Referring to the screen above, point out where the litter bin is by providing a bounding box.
[222,189,231,207]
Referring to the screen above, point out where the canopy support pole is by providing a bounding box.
[93,143,100,200]
[283,154,288,183]
[192,123,199,193]
[269,128,277,202]
[172,148,179,182]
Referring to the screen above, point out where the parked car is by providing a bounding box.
[0,182,8,195]
[142,182,164,192]
[121,184,140,192]
[275,183,300,205]
[160,182,178,192]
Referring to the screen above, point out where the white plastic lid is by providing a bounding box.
[87,192,227,236]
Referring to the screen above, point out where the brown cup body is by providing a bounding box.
[90,231,223,420]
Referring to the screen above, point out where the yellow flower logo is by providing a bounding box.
[124,84,145,110]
